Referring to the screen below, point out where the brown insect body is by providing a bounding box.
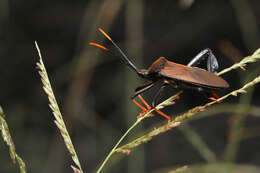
[90,28,229,106]
[140,57,229,91]
[90,28,230,127]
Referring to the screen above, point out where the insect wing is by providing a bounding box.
[159,60,229,89]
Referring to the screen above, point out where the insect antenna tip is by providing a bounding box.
[89,42,108,51]
[98,28,112,41]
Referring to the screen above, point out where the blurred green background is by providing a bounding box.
[1,0,260,172]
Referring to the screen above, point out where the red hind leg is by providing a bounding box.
[132,95,172,128]
[154,108,171,128]
[208,90,221,103]
[132,95,151,119]
[137,95,151,110]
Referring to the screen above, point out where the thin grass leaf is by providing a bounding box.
[0,106,27,173]
[218,48,260,75]
[35,41,84,173]
[116,121,181,152]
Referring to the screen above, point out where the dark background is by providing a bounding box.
[1,0,260,173]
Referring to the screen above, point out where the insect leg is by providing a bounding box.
[132,95,152,119]
[132,99,147,112]
[187,48,219,73]
[131,81,155,99]
[208,90,221,103]
[154,108,171,128]
[151,83,168,108]
[137,95,151,110]
[133,90,172,128]
[203,90,221,103]
[131,82,156,118]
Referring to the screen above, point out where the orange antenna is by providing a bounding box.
[97,28,140,74]
[98,28,112,41]
[89,42,108,51]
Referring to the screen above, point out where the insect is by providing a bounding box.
[90,28,229,127]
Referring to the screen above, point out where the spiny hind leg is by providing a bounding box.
[187,48,219,73]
